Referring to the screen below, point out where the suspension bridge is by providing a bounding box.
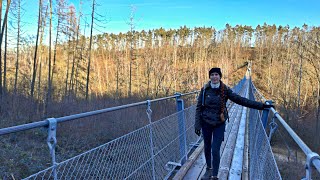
[1,70,320,180]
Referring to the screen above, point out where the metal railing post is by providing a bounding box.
[146,100,156,180]
[47,118,58,180]
[268,113,279,142]
[175,93,187,164]
[302,152,320,180]
[261,100,273,129]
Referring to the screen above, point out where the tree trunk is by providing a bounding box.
[37,61,42,116]
[31,0,42,98]
[65,41,70,98]
[0,0,10,47]
[45,0,53,116]
[70,3,82,96]
[14,0,21,95]
[3,19,7,96]
[86,0,95,100]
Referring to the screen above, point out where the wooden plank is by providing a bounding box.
[242,108,249,180]
[219,105,243,180]
[229,106,247,179]
[183,153,206,180]
[173,142,204,180]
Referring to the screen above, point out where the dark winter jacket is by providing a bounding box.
[194,81,264,130]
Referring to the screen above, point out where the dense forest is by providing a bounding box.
[0,0,319,178]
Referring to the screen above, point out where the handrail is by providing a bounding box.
[0,91,199,136]
[251,81,320,174]
[270,108,320,173]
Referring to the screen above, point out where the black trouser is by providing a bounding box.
[202,121,225,176]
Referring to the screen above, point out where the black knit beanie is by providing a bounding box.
[209,68,222,78]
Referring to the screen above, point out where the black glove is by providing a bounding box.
[263,104,275,109]
[195,129,201,136]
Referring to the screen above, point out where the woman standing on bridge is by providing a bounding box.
[194,67,273,180]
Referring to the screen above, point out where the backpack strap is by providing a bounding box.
[201,88,206,106]
[220,82,225,114]
[201,81,210,106]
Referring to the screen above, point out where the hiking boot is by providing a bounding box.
[201,167,213,180]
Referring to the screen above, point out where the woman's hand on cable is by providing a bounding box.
[195,129,201,136]
[263,103,275,109]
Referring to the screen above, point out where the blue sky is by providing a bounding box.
[21,0,320,35]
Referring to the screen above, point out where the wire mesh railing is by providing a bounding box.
[22,107,200,180]
[250,80,320,180]
[0,92,201,179]
[248,81,282,180]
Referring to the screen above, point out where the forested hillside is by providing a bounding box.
[0,0,319,147]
